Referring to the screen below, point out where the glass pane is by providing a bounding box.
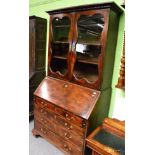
[50,16,71,75]
[50,58,67,75]
[76,43,101,65]
[77,14,104,44]
[52,16,71,42]
[52,43,69,57]
[74,62,98,82]
[74,14,104,82]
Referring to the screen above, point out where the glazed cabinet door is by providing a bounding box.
[48,10,110,90]
[72,10,110,89]
[48,13,74,79]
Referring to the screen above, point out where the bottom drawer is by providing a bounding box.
[34,111,84,148]
[34,121,83,155]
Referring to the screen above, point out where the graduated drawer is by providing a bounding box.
[35,121,83,155]
[34,108,85,148]
[34,105,86,136]
[34,97,55,111]
[34,120,53,140]
[35,97,87,129]
[34,111,55,133]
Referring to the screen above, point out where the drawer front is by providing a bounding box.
[34,112,56,133]
[34,121,83,155]
[35,97,87,129]
[34,120,52,139]
[55,107,86,128]
[34,105,57,120]
[35,97,56,111]
[34,106,85,135]
[54,121,84,148]
[34,108,85,147]
[54,112,86,136]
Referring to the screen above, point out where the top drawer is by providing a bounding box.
[34,97,55,110]
[35,97,87,129]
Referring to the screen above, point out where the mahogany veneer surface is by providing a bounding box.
[34,76,100,119]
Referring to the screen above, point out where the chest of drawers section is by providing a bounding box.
[33,97,87,154]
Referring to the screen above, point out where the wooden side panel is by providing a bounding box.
[101,10,120,90]
[88,88,112,135]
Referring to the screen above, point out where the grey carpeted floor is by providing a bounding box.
[29,120,64,155]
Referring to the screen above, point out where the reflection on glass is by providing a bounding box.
[76,13,104,63]
[76,43,101,64]
[74,14,104,82]
[77,14,104,44]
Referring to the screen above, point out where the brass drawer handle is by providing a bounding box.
[63,144,67,148]
[93,92,97,95]
[69,125,73,130]
[63,144,72,152]
[65,113,74,121]
[41,101,44,107]
[64,84,68,88]
[64,122,68,126]
[65,113,69,117]
[66,147,72,152]
[64,122,73,130]
[41,101,48,107]
[41,118,47,124]
[82,120,86,128]
[40,109,47,115]
[40,128,47,134]
[64,133,72,139]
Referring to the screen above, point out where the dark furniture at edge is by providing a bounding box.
[29,16,47,117]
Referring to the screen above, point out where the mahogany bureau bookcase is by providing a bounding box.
[29,16,47,117]
[32,2,123,155]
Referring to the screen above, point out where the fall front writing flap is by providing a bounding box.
[34,76,100,120]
